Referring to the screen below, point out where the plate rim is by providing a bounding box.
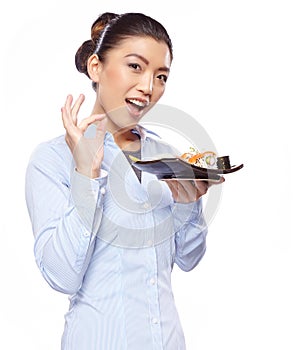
[132,157,243,175]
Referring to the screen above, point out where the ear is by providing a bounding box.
[87,54,102,83]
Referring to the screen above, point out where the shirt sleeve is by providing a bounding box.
[172,199,208,272]
[25,142,107,294]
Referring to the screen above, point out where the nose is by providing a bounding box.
[137,73,153,96]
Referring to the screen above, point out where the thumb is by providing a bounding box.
[95,116,108,136]
[79,114,106,133]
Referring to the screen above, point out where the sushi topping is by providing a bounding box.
[180,147,217,169]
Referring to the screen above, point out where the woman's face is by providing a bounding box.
[93,36,171,133]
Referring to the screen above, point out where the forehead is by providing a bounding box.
[109,36,172,67]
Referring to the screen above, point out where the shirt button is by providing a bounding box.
[152,317,158,324]
[100,187,106,195]
[146,239,153,247]
[84,231,90,237]
[142,202,150,209]
[150,278,156,285]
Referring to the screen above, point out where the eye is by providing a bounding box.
[128,63,141,71]
[157,74,168,83]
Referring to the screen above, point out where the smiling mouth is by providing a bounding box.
[125,98,149,113]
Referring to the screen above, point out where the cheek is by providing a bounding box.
[152,85,166,102]
[106,67,122,81]
[98,70,123,100]
[104,66,134,90]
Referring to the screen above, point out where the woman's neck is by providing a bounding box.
[112,128,141,151]
[91,100,140,151]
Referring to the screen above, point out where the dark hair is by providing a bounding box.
[75,12,173,90]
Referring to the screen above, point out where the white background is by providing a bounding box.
[1,0,293,349]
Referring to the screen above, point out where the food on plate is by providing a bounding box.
[216,155,231,170]
[129,147,236,172]
[180,147,217,169]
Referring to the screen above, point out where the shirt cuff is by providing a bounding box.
[171,200,202,231]
[70,169,108,232]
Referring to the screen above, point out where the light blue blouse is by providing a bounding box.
[25,126,208,350]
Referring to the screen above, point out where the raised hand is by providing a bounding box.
[61,94,107,178]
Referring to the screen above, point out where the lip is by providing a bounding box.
[125,97,150,118]
[126,97,150,106]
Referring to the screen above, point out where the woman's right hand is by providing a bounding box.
[61,94,107,178]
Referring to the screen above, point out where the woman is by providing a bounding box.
[26,12,223,349]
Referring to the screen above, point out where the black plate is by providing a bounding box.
[132,157,244,181]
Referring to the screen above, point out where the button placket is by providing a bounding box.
[145,250,163,350]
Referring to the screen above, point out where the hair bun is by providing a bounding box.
[75,40,95,76]
[75,12,119,77]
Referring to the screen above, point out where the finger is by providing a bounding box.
[166,180,180,199]
[61,95,74,128]
[61,106,81,147]
[71,94,85,124]
[61,105,74,130]
[64,94,73,115]
[62,108,81,139]
[193,180,209,195]
[180,180,197,200]
[207,176,225,188]
[173,180,192,201]
[78,114,106,133]
[178,180,200,202]
[95,116,108,136]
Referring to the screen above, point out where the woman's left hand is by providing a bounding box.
[164,177,225,203]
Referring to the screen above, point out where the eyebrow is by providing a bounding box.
[124,53,170,73]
